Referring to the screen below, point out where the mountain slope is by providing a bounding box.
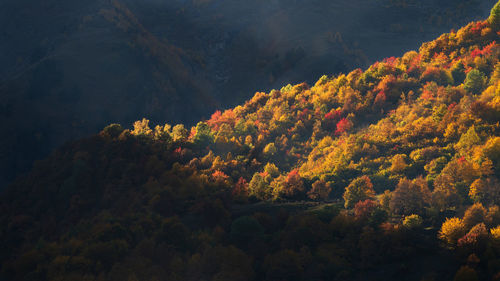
[0,0,496,188]
[1,3,500,281]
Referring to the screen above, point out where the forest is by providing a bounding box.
[1,2,500,281]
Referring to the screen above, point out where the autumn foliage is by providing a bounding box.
[2,5,500,281]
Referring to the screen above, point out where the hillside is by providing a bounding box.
[1,2,500,281]
[0,0,495,188]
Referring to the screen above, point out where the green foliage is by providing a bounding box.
[464,69,486,94]
[456,126,481,154]
[193,121,214,147]
[489,0,500,30]
[248,173,269,200]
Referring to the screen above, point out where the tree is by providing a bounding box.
[264,163,280,178]
[193,122,214,147]
[248,173,269,200]
[154,124,172,142]
[390,154,407,174]
[230,216,264,245]
[454,266,479,281]
[100,124,124,138]
[233,177,249,200]
[455,126,481,154]
[343,176,375,209]
[469,178,500,205]
[457,223,488,250]
[335,118,353,135]
[463,203,487,229]
[307,180,332,201]
[489,0,500,30]
[172,124,189,142]
[263,143,277,157]
[272,170,305,200]
[354,199,378,221]
[439,217,466,245]
[464,69,485,94]
[131,118,153,137]
[390,177,431,216]
[403,214,423,229]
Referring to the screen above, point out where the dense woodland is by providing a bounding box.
[2,2,500,281]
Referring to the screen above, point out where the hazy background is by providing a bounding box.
[0,0,495,187]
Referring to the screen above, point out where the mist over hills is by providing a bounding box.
[0,0,495,187]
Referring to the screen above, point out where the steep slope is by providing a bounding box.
[1,3,500,281]
[0,0,495,188]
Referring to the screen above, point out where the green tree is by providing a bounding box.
[193,121,214,147]
[489,0,500,30]
[464,69,485,94]
[249,173,269,200]
[456,126,481,154]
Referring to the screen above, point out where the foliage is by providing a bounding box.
[2,9,500,281]
[343,176,375,209]
[439,217,467,246]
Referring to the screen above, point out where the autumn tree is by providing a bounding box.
[439,217,466,245]
[307,180,332,201]
[403,214,423,229]
[390,177,431,216]
[469,177,500,205]
[272,170,305,200]
[131,118,153,137]
[172,124,189,142]
[463,203,487,229]
[343,176,375,209]
[390,154,407,174]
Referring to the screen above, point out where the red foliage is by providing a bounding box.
[260,171,269,178]
[421,82,438,100]
[470,21,487,35]
[457,223,488,248]
[448,102,457,111]
[470,41,497,59]
[207,109,237,131]
[212,170,229,182]
[298,108,310,120]
[233,177,249,197]
[324,109,341,120]
[374,91,387,107]
[383,56,398,67]
[354,199,378,220]
[335,118,353,135]
[286,169,300,183]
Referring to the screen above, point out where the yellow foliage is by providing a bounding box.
[439,217,466,245]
